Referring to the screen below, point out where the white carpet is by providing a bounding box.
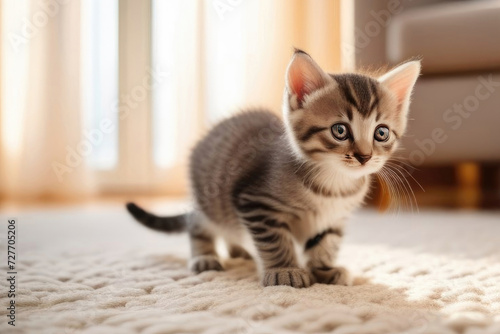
[1,204,500,334]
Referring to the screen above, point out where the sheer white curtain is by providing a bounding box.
[0,0,95,200]
[0,0,341,200]
[204,0,341,123]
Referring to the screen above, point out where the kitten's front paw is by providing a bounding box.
[262,268,312,288]
[190,255,223,273]
[311,266,352,286]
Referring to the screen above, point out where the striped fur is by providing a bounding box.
[126,50,420,288]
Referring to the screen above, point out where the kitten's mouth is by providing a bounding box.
[344,160,366,168]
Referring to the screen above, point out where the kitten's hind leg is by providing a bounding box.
[188,217,223,273]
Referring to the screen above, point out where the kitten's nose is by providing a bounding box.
[354,154,372,165]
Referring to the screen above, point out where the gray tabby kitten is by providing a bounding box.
[127,50,420,288]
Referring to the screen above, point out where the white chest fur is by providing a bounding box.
[294,179,370,243]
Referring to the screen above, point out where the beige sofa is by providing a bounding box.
[346,0,500,166]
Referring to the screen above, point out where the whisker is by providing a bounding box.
[375,172,392,212]
[383,167,407,213]
[378,168,401,215]
[385,161,425,192]
[384,165,419,213]
[385,166,412,212]
[387,157,418,170]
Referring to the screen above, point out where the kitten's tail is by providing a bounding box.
[126,202,187,233]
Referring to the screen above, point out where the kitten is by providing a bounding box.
[127,49,420,288]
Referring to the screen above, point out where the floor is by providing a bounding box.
[0,203,499,333]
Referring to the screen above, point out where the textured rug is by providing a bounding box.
[1,205,500,334]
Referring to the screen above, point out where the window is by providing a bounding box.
[81,0,197,194]
[151,0,180,168]
[81,0,119,170]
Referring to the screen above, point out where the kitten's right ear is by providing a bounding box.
[286,50,329,104]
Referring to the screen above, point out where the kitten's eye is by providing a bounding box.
[331,123,349,141]
[374,126,389,142]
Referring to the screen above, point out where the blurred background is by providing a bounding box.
[0,0,499,211]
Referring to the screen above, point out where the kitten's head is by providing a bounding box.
[283,50,420,178]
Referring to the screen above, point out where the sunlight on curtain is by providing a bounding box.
[0,0,340,199]
[0,0,30,196]
[81,0,119,170]
[1,0,29,156]
[203,0,247,123]
[152,0,181,168]
[151,0,201,170]
[1,0,96,199]
[203,0,341,125]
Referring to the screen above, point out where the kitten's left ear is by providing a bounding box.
[378,60,421,114]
